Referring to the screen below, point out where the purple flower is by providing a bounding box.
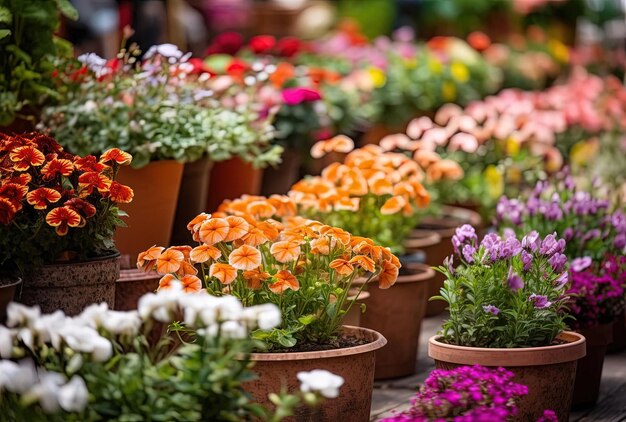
[521,250,533,271]
[537,410,559,422]
[483,305,500,315]
[481,233,502,261]
[540,233,559,256]
[521,231,541,252]
[529,294,552,309]
[462,244,476,263]
[502,227,516,239]
[563,227,574,241]
[500,237,522,259]
[452,224,478,254]
[443,256,455,275]
[548,253,567,273]
[281,88,322,105]
[614,233,626,249]
[554,272,568,289]
[571,256,592,272]
[507,267,524,291]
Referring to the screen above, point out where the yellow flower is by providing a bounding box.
[548,39,569,63]
[484,165,504,199]
[428,57,442,74]
[506,166,522,185]
[505,136,521,157]
[442,81,457,102]
[450,62,469,82]
[569,139,599,168]
[404,57,417,69]
[368,67,386,88]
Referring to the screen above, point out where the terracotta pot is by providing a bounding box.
[416,206,482,316]
[343,290,370,328]
[429,332,586,421]
[403,230,442,255]
[572,323,613,408]
[0,277,22,324]
[171,158,213,246]
[206,157,262,212]
[246,326,386,422]
[115,160,184,261]
[18,254,120,315]
[608,311,626,353]
[261,148,301,196]
[114,269,160,311]
[360,263,435,379]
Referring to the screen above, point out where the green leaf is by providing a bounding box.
[0,29,9,40]
[297,314,316,326]
[0,7,12,24]
[55,0,78,20]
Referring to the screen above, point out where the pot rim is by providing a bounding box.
[117,268,161,282]
[404,230,442,250]
[0,277,22,289]
[354,263,435,286]
[417,206,482,237]
[42,251,121,268]
[249,325,387,361]
[428,331,586,366]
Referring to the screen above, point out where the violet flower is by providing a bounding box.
[571,256,592,272]
[508,267,524,291]
[529,294,552,309]
[483,305,500,315]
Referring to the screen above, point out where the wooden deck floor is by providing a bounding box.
[370,315,626,421]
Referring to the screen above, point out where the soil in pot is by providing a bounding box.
[246,326,386,422]
[572,323,613,408]
[359,263,435,379]
[0,277,22,324]
[17,253,120,315]
[429,332,586,421]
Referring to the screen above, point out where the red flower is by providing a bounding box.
[276,37,305,57]
[107,181,134,203]
[249,35,276,54]
[0,183,28,204]
[187,58,214,75]
[99,148,132,166]
[0,198,17,225]
[65,198,97,219]
[467,32,491,51]
[41,158,75,179]
[26,188,62,210]
[78,172,111,196]
[226,59,249,81]
[9,146,45,171]
[106,58,121,73]
[9,174,32,185]
[31,133,64,155]
[74,156,105,173]
[205,32,244,55]
[45,206,81,236]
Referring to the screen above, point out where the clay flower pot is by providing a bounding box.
[608,311,626,353]
[18,253,120,315]
[342,290,370,328]
[115,160,184,261]
[360,263,435,379]
[429,332,586,421]
[0,277,22,324]
[415,206,482,316]
[261,148,301,195]
[403,230,442,257]
[572,323,613,408]
[206,157,262,212]
[246,326,386,422]
[114,269,161,311]
[171,158,213,245]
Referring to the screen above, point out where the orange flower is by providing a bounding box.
[349,255,376,272]
[333,197,359,212]
[40,158,74,179]
[267,195,297,217]
[310,237,330,255]
[223,216,250,241]
[74,155,105,172]
[180,274,202,293]
[246,201,276,219]
[107,182,134,203]
[378,260,399,289]
[7,173,32,186]
[241,227,269,246]
[256,220,281,241]
[156,248,185,274]
[310,135,355,158]
[187,213,210,233]
[329,259,354,275]
[243,268,270,289]
[270,241,301,263]
[369,176,393,195]
[27,188,61,210]
[9,146,45,171]
[78,172,111,196]
[0,183,28,204]
[100,148,132,166]
[199,218,230,244]
[269,270,300,294]
[158,274,178,291]
[0,198,17,225]
[176,260,198,277]
[381,195,407,215]
[209,262,237,284]
[137,245,164,271]
[170,245,192,259]
[64,198,97,218]
[269,62,295,87]
[319,225,351,245]
[45,206,81,235]
[190,244,221,263]
[229,244,262,270]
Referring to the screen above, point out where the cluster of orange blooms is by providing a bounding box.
[137,207,401,296]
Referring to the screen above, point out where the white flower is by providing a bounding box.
[59,324,112,362]
[297,370,345,399]
[137,287,182,322]
[241,304,281,330]
[32,310,67,350]
[101,310,141,336]
[215,296,243,321]
[77,52,107,69]
[0,360,37,394]
[144,43,183,60]
[76,302,109,329]
[0,326,15,358]
[220,321,247,339]
[83,100,98,112]
[58,376,88,412]
[6,303,41,328]
[30,370,66,413]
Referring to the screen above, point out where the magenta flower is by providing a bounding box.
[529,294,552,309]
[281,88,322,105]
[508,267,524,291]
[483,305,500,315]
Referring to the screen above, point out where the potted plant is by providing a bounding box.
[495,173,626,407]
[380,365,559,422]
[137,210,398,419]
[0,132,132,314]
[0,288,345,420]
[429,226,586,421]
[40,42,281,257]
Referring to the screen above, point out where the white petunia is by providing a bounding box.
[297,370,345,399]
[220,321,247,339]
[6,303,40,328]
[58,376,89,412]
[144,43,183,60]
[0,360,37,394]
[101,310,142,336]
[0,326,15,358]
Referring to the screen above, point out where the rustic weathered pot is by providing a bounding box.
[0,277,22,323]
[343,290,370,328]
[572,323,613,408]
[18,253,120,315]
[206,157,262,212]
[114,269,160,311]
[246,326,386,422]
[261,148,301,195]
[171,158,213,245]
[429,332,586,422]
[360,263,435,379]
[608,311,626,353]
[416,206,482,316]
[115,160,184,261]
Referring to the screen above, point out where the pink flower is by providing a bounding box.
[282,88,322,105]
